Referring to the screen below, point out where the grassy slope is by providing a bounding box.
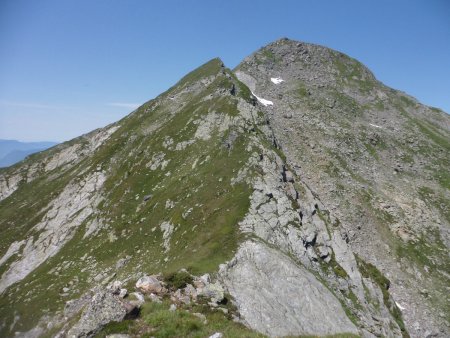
[0,59,259,335]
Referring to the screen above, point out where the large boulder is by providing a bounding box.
[199,282,224,305]
[219,240,359,337]
[135,275,167,295]
[67,289,128,338]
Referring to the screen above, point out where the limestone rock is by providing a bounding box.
[199,282,224,305]
[209,333,223,338]
[67,289,128,338]
[135,275,166,295]
[220,240,358,337]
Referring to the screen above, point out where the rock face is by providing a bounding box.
[67,289,128,338]
[234,38,450,337]
[0,170,106,293]
[0,39,448,338]
[220,240,358,337]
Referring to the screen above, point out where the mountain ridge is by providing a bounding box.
[0,39,448,338]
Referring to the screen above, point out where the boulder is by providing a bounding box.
[67,289,128,337]
[184,284,197,300]
[148,293,162,303]
[64,292,91,318]
[171,289,191,305]
[200,273,211,284]
[135,275,166,295]
[317,245,331,259]
[193,312,207,324]
[107,280,122,295]
[219,240,358,337]
[200,282,224,304]
[283,170,294,182]
[209,333,223,338]
[194,273,210,290]
[128,292,145,307]
[118,288,127,298]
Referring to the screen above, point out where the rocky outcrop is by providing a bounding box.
[135,275,167,294]
[0,124,118,202]
[221,81,406,337]
[234,38,450,337]
[0,171,106,293]
[220,240,358,337]
[67,289,130,338]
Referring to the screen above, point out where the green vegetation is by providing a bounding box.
[164,270,194,290]
[297,83,309,98]
[0,57,256,336]
[97,299,265,338]
[286,334,360,338]
[355,256,409,337]
[261,49,277,62]
[175,58,224,88]
[328,252,349,279]
[413,118,450,152]
[97,299,361,338]
[332,53,375,94]
[399,96,415,108]
[363,142,379,160]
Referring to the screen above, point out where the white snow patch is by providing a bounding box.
[395,301,405,311]
[271,77,284,85]
[251,92,273,106]
[369,123,383,129]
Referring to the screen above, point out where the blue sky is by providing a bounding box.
[0,0,449,142]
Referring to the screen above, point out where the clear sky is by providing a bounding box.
[1,0,449,142]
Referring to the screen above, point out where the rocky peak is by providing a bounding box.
[234,38,450,338]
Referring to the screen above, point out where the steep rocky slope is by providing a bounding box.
[235,38,450,338]
[0,39,448,338]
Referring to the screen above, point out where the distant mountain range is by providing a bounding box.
[0,139,58,167]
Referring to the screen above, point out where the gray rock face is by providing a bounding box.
[220,240,358,337]
[0,124,119,202]
[212,74,403,337]
[67,289,127,338]
[235,38,450,337]
[0,170,106,293]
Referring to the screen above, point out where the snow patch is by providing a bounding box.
[271,77,284,85]
[369,123,383,129]
[251,92,273,106]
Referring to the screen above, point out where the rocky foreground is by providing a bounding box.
[59,270,230,337]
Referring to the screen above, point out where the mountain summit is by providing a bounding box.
[0,38,449,338]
